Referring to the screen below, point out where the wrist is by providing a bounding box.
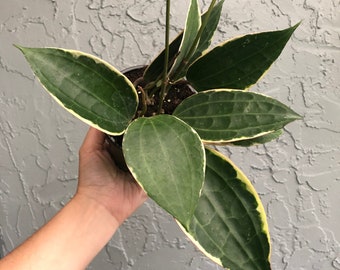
[72,192,121,228]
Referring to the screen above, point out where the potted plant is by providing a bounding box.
[16,0,301,269]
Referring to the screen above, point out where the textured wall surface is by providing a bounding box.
[0,0,339,269]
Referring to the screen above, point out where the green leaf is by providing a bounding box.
[143,33,183,83]
[17,46,138,135]
[183,148,271,270]
[230,129,283,147]
[187,23,300,91]
[190,0,225,62]
[173,89,301,143]
[169,0,201,79]
[122,115,205,229]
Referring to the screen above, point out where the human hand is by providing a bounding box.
[76,127,147,226]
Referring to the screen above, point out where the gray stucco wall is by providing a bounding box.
[0,0,339,269]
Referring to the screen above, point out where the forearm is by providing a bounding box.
[0,194,119,270]
[0,127,147,269]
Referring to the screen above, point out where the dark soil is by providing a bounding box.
[124,66,195,117]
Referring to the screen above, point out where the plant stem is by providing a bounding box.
[137,86,148,117]
[157,0,171,114]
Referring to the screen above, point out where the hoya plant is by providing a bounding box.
[17,0,301,269]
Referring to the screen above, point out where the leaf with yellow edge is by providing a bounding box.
[173,89,301,143]
[16,46,138,135]
[180,148,271,270]
[123,115,205,229]
[187,23,300,91]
